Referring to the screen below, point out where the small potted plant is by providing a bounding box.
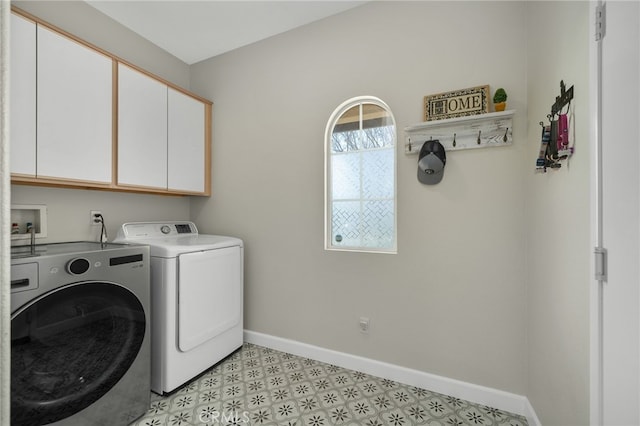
[493,88,507,112]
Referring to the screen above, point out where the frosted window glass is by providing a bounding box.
[325,98,396,253]
[362,149,394,199]
[331,153,360,200]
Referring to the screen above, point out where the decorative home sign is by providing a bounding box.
[424,85,489,121]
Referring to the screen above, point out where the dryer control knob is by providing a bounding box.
[67,258,90,275]
[161,225,171,234]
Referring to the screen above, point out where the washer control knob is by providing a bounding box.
[161,225,171,234]
[67,258,90,275]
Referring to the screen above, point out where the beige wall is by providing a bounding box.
[190,1,529,394]
[525,2,590,424]
[9,1,192,242]
[11,186,189,243]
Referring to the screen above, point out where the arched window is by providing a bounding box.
[325,96,397,253]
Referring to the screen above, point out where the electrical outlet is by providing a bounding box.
[359,317,370,334]
[90,210,102,226]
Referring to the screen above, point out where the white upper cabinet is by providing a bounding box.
[118,64,209,194]
[10,8,211,196]
[117,63,168,189]
[10,13,36,176]
[36,24,113,183]
[168,88,206,193]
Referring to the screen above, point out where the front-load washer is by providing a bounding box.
[10,242,151,426]
[114,221,243,394]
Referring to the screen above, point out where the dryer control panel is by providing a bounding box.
[175,224,193,234]
[117,222,198,240]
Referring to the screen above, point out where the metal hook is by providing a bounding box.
[477,130,481,145]
[564,99,572,114]
[503,128,509,143]
[452,133,456,147]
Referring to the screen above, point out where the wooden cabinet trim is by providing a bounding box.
[11,177,200,197]
[204,103,212,196]
[112,59,119,187]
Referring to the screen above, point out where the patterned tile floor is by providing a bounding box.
[132,343,528,426]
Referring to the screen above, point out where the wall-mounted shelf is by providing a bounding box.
[11,204,47,242]
[404,110,515,154]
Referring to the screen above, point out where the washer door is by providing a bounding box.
[11,282,146,425]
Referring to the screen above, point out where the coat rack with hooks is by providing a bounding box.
[404,110,514,154]
[535,80,575,172]
[550,80,574,117]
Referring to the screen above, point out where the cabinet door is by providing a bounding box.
[10,13,36,176]
[118,64,168,189]
[36,25,112,183]
[168,88,206,193]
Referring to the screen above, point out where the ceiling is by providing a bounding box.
[85,1,366,65]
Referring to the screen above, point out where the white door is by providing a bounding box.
[36,25,112,183]
[598,1,640,424]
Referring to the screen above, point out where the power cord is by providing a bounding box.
[93,213,108,245]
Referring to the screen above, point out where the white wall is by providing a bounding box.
[10,1,192,242]
[525,2,590,424]
[190,1,529,394]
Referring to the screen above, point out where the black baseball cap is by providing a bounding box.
[417,140,446,185]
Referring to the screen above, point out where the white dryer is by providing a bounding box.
[115,221,243,394]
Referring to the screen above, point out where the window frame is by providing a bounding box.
[324,96,398,254]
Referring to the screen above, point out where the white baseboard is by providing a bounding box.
[244,330,541,426]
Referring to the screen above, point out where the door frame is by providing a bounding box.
[590,1,640,424]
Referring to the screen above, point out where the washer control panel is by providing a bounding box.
[10,242,149,312]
